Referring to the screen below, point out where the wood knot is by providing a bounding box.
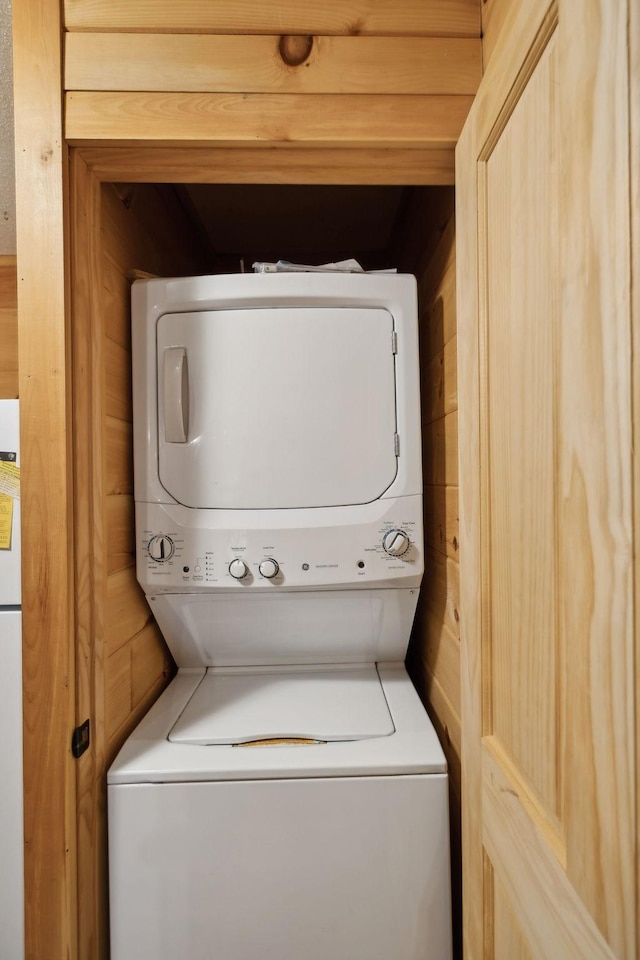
[279,35,314,67]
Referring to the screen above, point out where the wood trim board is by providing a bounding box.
[65,34,481,96]
[77,146,456,185]
[63,0,481,37]
[65,92,474,148]
[13,0,78,956]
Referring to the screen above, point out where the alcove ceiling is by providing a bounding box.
[176,183,444,272]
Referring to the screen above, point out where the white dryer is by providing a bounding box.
[108,272,452,960]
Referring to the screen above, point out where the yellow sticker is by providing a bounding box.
[0,462,20,500]
[0,493,13,550]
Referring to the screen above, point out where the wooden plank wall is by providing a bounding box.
[406,194,461,959]
[64,1,480,34]
[62,1,481,156]
[71,162,209,959]
[0,256,18,399]
[99,182,189,757]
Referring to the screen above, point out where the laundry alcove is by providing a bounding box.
[13,2,638,957]
[68,153,460,956]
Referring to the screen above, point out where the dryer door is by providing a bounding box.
[156,307,397,509]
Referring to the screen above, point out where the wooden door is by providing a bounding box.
[456,1,636,958]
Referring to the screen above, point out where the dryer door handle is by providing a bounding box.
[164,347,189,443]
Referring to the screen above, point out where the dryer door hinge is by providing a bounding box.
[394,433,400,456]
[391,331,398,354]
[72,719,90,759]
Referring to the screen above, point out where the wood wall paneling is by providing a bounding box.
[102,253,132,347]
[416,607,461,718]
[394,186,455,279]
[70,175,206,959]
[424,411,458,486]
[71,152,108,960]
[416,198,456,297]
[423,335,458,423]
[408,208,461,958]
[105,417,133,496]
[0,256,18,398]
[63,0,481,37]
[420,264,457,363]
[79,146,456,186]
[424,482,459,561]
[105,622,170,758]
[104,567,154,656]
[65,92,474,148]
[106,494,135,574]
[99,179,204,741]
[104,643,132,752]
[422,546,461,644]
[65,35,481,95]
[105,336,132,422]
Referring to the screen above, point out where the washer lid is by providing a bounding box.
[168,664,394,745]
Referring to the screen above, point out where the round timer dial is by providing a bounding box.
[382,529,411,557]
[147,535,175,563]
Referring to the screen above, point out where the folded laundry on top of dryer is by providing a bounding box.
[252,258,397,273]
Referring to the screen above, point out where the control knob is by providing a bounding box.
[229,558,249,580]
[383,529,411,557]
[259,558,279,579]
[147,534,175,562]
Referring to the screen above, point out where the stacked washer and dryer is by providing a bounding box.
[108,272,452,959]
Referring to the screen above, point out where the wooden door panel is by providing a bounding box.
[483,36,559,819]
[483,741,615,958]
[457,0,636,957]
[493,871,533,960]
[558,2,635,948]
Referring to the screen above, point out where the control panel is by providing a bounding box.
[137,497,423,593]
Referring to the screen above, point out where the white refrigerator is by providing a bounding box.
[0,399,24,959]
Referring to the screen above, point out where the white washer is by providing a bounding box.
[109,273,453,959]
